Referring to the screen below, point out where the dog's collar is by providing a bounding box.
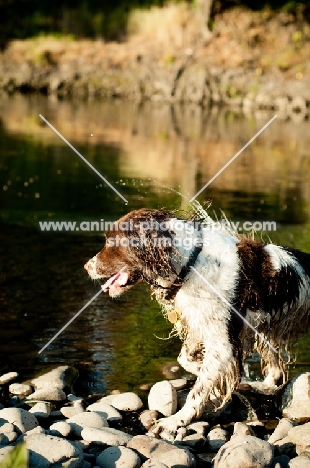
[177,239,203,282]
[151,225,203,295]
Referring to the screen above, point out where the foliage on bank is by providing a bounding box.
[0,0,309,43]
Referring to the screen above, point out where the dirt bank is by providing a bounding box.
[1,6,310,114]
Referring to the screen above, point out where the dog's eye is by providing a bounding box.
[106,238,113,247]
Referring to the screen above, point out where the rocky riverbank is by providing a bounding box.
[1,6,310,115]
[0,366,310,467]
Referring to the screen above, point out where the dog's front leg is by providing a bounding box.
[152,341,240,437]
[177,342,203,377]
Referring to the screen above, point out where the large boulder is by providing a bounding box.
[214,434,273,468]
[281,373,310,419]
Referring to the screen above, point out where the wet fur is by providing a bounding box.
[85,208,310,434]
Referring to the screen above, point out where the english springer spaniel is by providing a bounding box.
[84,206,310,435]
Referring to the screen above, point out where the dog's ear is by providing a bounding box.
[119,214,178,283]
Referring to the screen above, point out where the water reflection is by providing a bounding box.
[0,94,309,393]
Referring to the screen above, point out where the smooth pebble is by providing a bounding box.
[87,402,123,424]
[112,392,143,412]
[148,381,177,417]
[0,407,39,433]
[96,446,141,468]
[81,427,132,446]
[67,412,108,437]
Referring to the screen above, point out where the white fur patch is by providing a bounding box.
[85,255,102,280]
[264,244,300,272]
[264,244,309,304]
[174,228,240,343]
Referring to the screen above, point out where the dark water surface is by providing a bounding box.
[0,94,310,395]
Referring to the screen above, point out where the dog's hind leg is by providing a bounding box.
[261,343,285,387]
[251,339,285,391]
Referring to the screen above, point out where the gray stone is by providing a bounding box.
[169,379,187,390]
[23,426,45,437]
[187,421,210,435]
[112,392,143,412]
[81,427,132,446]
[161,363,181,380]
[0,408,39,433]
[233,422,255,437]
[68,412,108,437]
[269,419,295,444]
[0,423,15,433]
[9,396,19,407]
[31,365,77,391]
[50,410,62,418]
[156,447,196,467]
[9,383,32,396]
[60,404,84,418]
[158,431,176,443]
[128,435,173,460]
[96,447,141,468]
[214,435,273,468]
[207,427,230,451]
[17,426,46,443]
[179,432,206,449]
[288,423,310,456]
[288,423,310,447]
[26,433,82,468]
[127,435,196,467]
[197,453,215,466]
[281,373,310,419]
[140,384,153,392]
[26,387,66,401]
[288,456,310,467]
[67,394,84,403]
[82,462,92,468]
[272,455,290,468]
[75,440,91,451]
[273,436,297,457]
[0,431,17,444]
[0,372,18,385]
[87,402,123,424]
[148,381,177,417]
[141,462,168,468]
[49,421,72,437]
[0,447,14,462]
[98,395,117,405]
[29,402,51,419]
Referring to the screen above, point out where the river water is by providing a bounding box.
[0,94,309,395]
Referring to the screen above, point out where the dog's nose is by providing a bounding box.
[84,262,90,271]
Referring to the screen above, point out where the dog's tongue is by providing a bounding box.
[101,269,129,292]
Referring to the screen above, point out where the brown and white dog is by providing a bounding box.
[84,207,310,435]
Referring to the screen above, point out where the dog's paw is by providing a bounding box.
[150,416,187,441]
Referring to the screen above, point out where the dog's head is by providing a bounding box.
[84,208,188,297]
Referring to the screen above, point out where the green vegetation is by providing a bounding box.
[0,0,309,43]
[0,0,172,42]
[0,444,27,468]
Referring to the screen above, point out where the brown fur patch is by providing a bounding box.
[235,237,302,316]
